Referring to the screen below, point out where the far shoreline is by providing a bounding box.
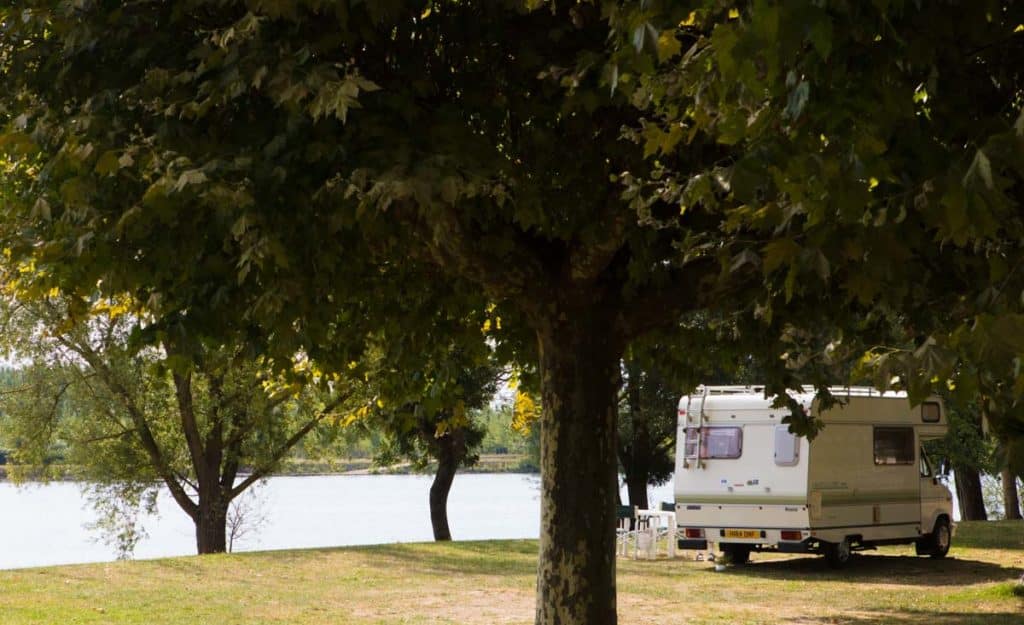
[0,453,538,482]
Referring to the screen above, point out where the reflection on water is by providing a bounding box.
[0,473,674,570]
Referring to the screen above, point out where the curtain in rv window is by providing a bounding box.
[873,426,915,465]
[685,427,743,459]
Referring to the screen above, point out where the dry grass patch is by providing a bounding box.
[0,522,1020,624]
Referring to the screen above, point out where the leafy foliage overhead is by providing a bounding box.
[605,0,1024,424]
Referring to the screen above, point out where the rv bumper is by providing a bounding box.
[678,539,708,550]
[776,539,815,553]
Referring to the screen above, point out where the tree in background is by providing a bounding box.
[0,296,359,554]
[368,348,502,541]
[617,355,678,511]
[987,401,1024,520]
[927,400,992,521]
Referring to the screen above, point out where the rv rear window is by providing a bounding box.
[774,425,800,466]
[873,427,915,465]
[922,402,941,423]
[684,427,742,459]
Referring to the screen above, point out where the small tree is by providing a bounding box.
[0,296,358,554]
[369,349,501,541]
[226,485,270,553]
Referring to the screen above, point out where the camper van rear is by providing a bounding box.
[673,386,953,567]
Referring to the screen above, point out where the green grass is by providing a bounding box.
[0,522,1020,624]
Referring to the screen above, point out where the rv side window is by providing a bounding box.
[922,402,941,423]
[873,427,915,465]
[684,427,743,459]
[774,425,800,466]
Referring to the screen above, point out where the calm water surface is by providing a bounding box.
[0,473,674,570]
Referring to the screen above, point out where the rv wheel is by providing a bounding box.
[824,538,852,568]
[929,518,951,559]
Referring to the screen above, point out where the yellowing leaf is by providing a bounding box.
[680,12,697,27]
[728,8,740,19]
[657,31,682,62]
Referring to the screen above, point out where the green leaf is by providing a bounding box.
[972,149,994,189]
[94,151,121,176]
[762,238,800,274]
[808,18,833,60]
[711,25,739,79]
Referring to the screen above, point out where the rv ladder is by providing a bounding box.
[683,385,708,468]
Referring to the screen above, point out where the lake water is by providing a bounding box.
[0,474,675,570]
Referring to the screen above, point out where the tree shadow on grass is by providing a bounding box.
[727,553,1021,587]
[785,609,1023,625]
[361,540,540,577]
[247,539,541,577]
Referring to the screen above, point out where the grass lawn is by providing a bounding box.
[0,521,1020,624]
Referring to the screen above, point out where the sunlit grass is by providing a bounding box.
[0,521,1020,624]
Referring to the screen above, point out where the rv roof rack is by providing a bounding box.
[696,385,766,395]
[694,385,902,398]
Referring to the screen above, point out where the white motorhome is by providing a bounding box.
[673,385,953,567]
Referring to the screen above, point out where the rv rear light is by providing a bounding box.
[780,531,802,541]
[684,528,704,539]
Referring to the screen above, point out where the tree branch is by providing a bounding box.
[53,334,199,519]
[616,257,718,340]
[405,200,555,311]
[229,388,354,499]
[567,205,629,284]
[172,370,209,488]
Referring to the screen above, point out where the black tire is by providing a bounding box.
[824,538,852,568]
[928,517,951,559]
[721,544,751,565]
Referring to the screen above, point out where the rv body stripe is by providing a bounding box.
[677,490,919,506]
[677,496,806,505]
[820,491,920,505]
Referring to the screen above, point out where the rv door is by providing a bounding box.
[918,447,947,532]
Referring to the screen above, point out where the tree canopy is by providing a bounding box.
[2,2,1023,624]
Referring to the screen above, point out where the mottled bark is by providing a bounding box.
[955,465,988,521]
[195,495,229,554]
[1001,467,1022,520]
[535,309,621,625]
[430,435,460,541]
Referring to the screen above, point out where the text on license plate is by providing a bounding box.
[723,529,761,539]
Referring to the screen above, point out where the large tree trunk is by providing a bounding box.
[955,465,988,521]
[535,310,621,625]
[430,435,460,541]
[1001,467,1022,520]
[195,491,229,554]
